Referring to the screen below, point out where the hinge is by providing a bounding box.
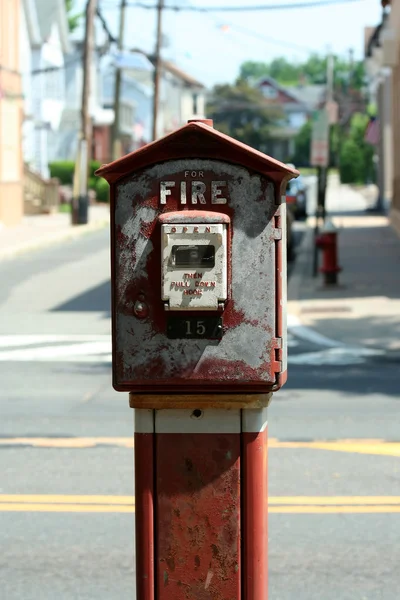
[272,337,282,373]
[273,228,282,240]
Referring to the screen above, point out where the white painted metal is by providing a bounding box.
[161,223,227,310]
[241,408,268,433]
[155,409,241,434]
[134,409,154,433]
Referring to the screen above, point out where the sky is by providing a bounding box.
[78,0,383,87]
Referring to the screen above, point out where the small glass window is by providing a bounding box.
[171,245,215,268]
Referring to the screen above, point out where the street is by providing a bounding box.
[0,205,399,599]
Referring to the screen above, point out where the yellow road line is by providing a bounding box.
[269,496,400,505]
[1,437,400,456]
[0,504,135,513]
[1,504,399,514]
[0,438,134,448]
[269,439,400,457]
[0,495,134,505]
[269,506,400,514]
[0,495,399,514]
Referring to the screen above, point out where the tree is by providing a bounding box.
[239,61,270,85]
[291,120,312,166]
[238,55,366,91]
[65,0,82,32]
[339,113,374,183]
[207,80,283,152]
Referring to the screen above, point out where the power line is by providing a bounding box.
[124,0,365,11]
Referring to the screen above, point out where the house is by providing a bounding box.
[365,8,393,212]
[154,60,206,139]
[256,76,326,162]
[99,50,154,162]
[365,0,400,233]
[0,0,24,226]
[56,37,106,163]
[21,0,71,179]
[96,53,206,162]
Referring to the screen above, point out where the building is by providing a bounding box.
[365,10,393,212]
[155,60,206,139]
[21,0,71,178]
[377,0,400,233]
[256,76,326,162]
[0,0,23,226]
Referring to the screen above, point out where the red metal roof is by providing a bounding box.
[96,120,299,184]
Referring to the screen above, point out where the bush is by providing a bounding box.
[95,178,109,203]
[339,113,375,184]
[49,160,103,186]
[339,140,364,184]
[49,161,75,185]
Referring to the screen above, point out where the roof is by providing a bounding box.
[285,84,326,110]
[96,120,299,184]
[256,75,302,104]
[161,60,205,89]
[34,0,71,53]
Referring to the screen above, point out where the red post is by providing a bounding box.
[133,406,269,599]
[134,409,155,600]
[243,409,268,599]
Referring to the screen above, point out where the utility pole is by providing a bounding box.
[152,0,164,141]
[72,0,97,225]
[110,0,127,161]
[312,52,334,276]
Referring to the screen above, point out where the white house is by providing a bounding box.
[20,0,71,178]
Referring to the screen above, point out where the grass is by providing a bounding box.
[59,203,71,213]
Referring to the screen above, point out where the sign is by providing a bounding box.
[310,108,329,167]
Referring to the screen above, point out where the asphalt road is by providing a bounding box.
[0,223,399,600]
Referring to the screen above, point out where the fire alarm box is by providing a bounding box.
[96,119,298,395]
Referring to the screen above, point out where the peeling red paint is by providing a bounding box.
[110,158,290,393]
[156,432,240,600]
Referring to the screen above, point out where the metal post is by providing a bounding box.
[132,403,270,599]
[110,0,127,162]
[72,0,97,225]
[152,0,164,141]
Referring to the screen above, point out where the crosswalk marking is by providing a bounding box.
[0,333,383,365]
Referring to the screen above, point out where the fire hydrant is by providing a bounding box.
[316,219,341,285]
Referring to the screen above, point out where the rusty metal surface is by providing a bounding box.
[129,392,273,410]
[96,120,299,185]
[155,431,241,599]
[242,426,268,600]
[135,432,155,600]
[113,158,282,393]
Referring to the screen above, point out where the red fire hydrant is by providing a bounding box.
[316,219,341,285]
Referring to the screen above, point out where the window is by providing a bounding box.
[262,85,278,99]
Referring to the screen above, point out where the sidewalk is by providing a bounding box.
[288,178,400,353]
[0,204,110,262]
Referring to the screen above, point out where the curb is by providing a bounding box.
[0,218,109,263]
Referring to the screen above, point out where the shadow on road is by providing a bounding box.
[51,280,111,314]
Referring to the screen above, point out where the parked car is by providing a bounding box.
[286,175,308,219]
[286,205,295,262]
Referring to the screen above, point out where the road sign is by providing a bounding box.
[310,108,329,167]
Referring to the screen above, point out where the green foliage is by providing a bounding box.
[49,161,104,188]
[65,0,82,32]
[207,80,282,151]
[49,161,76,185]
[95,178,110,203]
[89,161,101,178]
[291,120,312,166]
[239,54,366,90]
[339,113,375,184]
